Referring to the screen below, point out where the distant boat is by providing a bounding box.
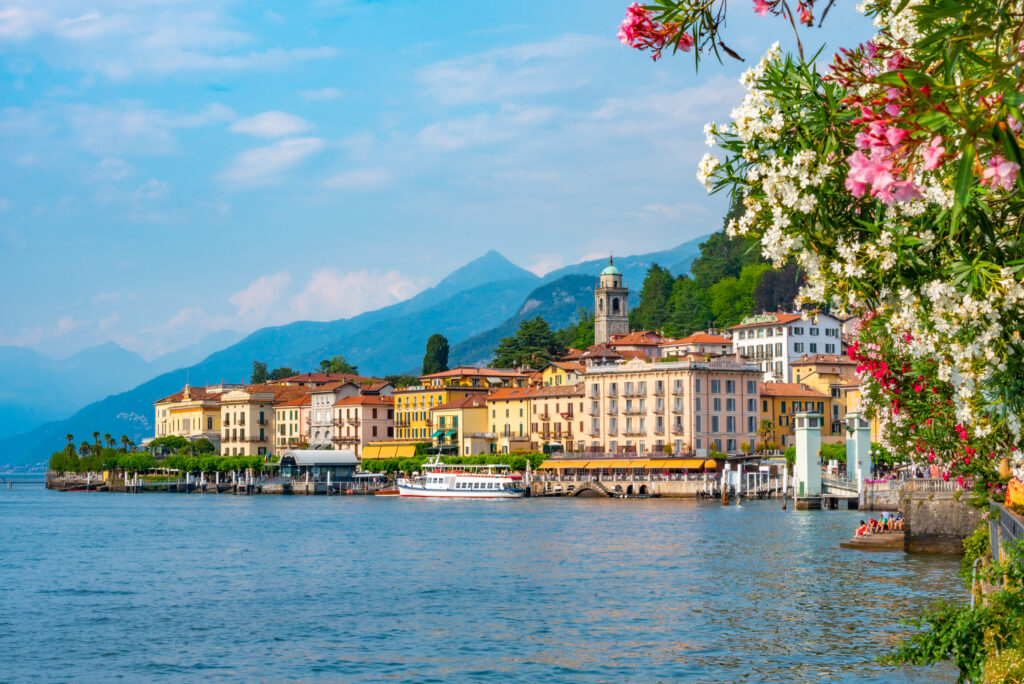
[397,458,527,498]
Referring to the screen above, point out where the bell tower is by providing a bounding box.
[594,256,629,345]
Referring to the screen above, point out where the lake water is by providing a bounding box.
[0,484,964,682]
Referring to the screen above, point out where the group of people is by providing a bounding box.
[855,511,904,536]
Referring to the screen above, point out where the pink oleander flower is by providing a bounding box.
[678,31,694,52]
[922,136,945,170]
[982,154,1021,191]
[798,3,812,25]
[865,41,878,59]
[753,0,771,17]
[942,471,950,481]
[618,3,646,45]
[893,180,922,203]
[885,127,908,147]
[913,383,923,393]
[1019,40,1024,54]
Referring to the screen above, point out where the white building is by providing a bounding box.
[729,312,843,382]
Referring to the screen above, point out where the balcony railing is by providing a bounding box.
[623,406,645,415]
[587,407,600,416]
[672,386,684,395]
[653,388,664,396]
[671,424,685,433]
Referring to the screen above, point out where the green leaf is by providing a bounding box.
[951,142,975,228]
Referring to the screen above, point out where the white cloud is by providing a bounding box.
[63,101,235,156]
[229,272,291,316]
[526,254,564,277]
[97,311,120,331]
[228,110,312,138]
[418,34,601,105]
[418,104,556,151]
[218,137,325,187]
[323,169,391,191]
[289,268,424,321]
[298,87,343,101]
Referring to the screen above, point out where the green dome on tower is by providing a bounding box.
[601,256,621,276]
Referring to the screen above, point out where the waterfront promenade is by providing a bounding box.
[1,483,963,682]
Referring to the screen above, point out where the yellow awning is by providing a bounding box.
[538,460,587,469]
[604,460,647,468]
[362,446,381,460]
[395,445,416,458]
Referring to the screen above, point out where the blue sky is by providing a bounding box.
[0,0,874,360]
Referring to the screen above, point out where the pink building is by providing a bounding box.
[333,395,395,458]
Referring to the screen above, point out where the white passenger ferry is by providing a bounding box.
[397,458,528,498]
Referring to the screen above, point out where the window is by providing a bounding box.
[711,379,720,393]
[727,439,736,451]
[809,327,819,336]
[696,398,702,411]
[794,342,805,353]
[817,401,825,413]
[826,344,836,354]
[763,399,769,412]
[739,330,746,339]
[780,401,787,413]
[726,380,735,394]
[793,326,804,335]
[748,416,756,432]
[726,398,735,411]
[726,416,735,432]
[695,379,702,393]
[747,381,755,394]
[711,416,719,432]
[766,328,774,337]
[793,401,802,412]
[695,416,702,432]
[776,343,783,356]
[748,398,756,411]
[713,398,721,411]
[809,343,818,353]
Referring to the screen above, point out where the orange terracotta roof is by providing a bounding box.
[419,366,526,379]
[759,382,829,398]
[277,395,312,407]
[526,383,584,398]
[617,349,651,360]
[486,388,534,401]
[360,381,392,393]
[729,312,803,329]
[580,345,624,359]
[546,361,586,373]
[334,395,394,406]
[668,332,733,345]
[432,395,489,411]
[607,331,669,346]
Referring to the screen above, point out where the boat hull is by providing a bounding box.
[397,485,526,499]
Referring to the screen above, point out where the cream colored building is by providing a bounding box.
[220,384,307,457]
[429,395,489,456]
[485,388,533,453]
[153,383,240,447]
[584,356,761,455]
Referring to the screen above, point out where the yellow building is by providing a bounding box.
[844,384,882,441]
[393,367,527,441]
[430,395,490,456]
[486,388,533,454]
[539,361,585,387]
[153,383,238,448]
[758,382,832,448]
[791,354,859,435]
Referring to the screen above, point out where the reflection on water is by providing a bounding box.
[0,488,963,682]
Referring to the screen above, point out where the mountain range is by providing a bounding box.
[0,235,708,470]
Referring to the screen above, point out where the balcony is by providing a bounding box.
[623,389,643,398]
[670,405,685,414]
[623,406,645,415]
[537,412,550,421]
[653,427,665,435]
[671,424,685,433]
[587,429,601,437]
[587,406,600,416]
[653,387,664,396]
[622,427,644,436]
[672,386,684,395]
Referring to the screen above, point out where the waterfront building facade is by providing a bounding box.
[584,356,761,455]
[429,395,489,455]
[730,311,844,382]
[758,382,832,448]
[219,384,307,457]
[485,388,533,454]
[527,383,585,453]
[275,394,310,450]
[333,395,395,457]
[594,258,629,345]
[153,383,239,447]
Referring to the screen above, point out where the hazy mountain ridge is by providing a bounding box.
[0,238,709,470]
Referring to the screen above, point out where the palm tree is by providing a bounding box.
[104,433,114,448]
[121,435,130,452]
[78,441,90,458]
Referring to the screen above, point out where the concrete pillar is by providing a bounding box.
[794,412,822,508]
[845,412,871,492]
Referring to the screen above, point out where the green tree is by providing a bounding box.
[707,263,771,327]
[666,276,713,337]
[384,374,420,388]
[192,437,215,454]
[492,317,565,369]
[78,441,90,460]
[120,435,130,452]
[422,334,450,375]
[629,263,675,332]
[251,361,269,384]
[554,308,595,350]
[319,355,359,375]
[269,366,296,380]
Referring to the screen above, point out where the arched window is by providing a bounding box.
[612,297,620,313]
[599,299,604,312]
